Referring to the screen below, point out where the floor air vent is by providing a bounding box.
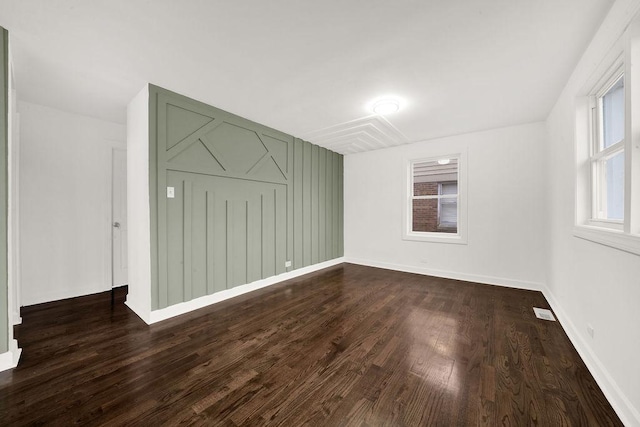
[533,307,556,321]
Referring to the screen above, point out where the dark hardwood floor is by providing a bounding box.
[0,263,622,426]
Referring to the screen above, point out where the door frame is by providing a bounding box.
[106,143,127,291]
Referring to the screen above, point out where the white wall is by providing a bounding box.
[9,58,20,326]
[125,85,151,324]
[344,121,547,289]
[19,101,125,306]
[1,34,22,372]
[545,0,640,424]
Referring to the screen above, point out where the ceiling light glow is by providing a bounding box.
[437,159,450,165]
[372,98,400,115]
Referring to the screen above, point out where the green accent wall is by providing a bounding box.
[0,27,8,353]
[148,85,343,310]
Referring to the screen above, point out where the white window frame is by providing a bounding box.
[574,25,640,256]
[589,68,625,229]
[403,152,467,244]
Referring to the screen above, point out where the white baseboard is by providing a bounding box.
[0,339,22,373]
[147,257,345,324]
[541,284,640,427]
[22,285,110,307]
[124,298,151,324]
[345,257,544,291]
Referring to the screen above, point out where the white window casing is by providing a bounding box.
[403,151,467,244]
[574,22,640,256]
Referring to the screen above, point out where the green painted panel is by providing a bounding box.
[229,199,248,287]
[0,27,8,353]
[338,154,344,257]
[302,142,312,267]
[293,139,303,269]
[318,148,326,262]
[165,171,286,302]
[168,140,226,174]
[191,183,207,300]
[262,192,276,278]
[311,144,319,265]
[149,85,343,310]
[332,151,340,258]
[166,103,213,151]
[325,152,334,260]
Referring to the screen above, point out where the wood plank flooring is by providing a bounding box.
[0,263,622,426]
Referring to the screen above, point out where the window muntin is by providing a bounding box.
[410,158,459,234]
[591,71,625,223]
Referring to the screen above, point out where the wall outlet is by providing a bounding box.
[167,187,175,198]
[285,260,292,267]
[587,324,594,338]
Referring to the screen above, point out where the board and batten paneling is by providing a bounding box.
[149,85,343,310]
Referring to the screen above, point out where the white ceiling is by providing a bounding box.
[0,0,613,154]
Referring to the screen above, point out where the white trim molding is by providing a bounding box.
[403,149,468,245]
[345,257,543,291]
[573,225,640,256]
[0,339,22,373]
[144,257,345,324]
[22,285,109,307]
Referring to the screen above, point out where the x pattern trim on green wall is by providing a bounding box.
[149,86,343,311]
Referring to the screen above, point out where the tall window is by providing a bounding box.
[574,37,640,256]
[591,71,625,225]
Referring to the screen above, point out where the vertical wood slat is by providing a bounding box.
[251,195,263,282]
[243,201,249,286]
[226,200,232,288]
[286,136,294,273]
[183,180,192,302]
[213,191,226,293]
[189,183,206,300]
[326,152,333,260]
[237,201,248,287]
[332,152,340,258]
[261,191,276,278]
[311,144,319,265]
[275,188,284,275]
[206,191,215,295]
[338,155,344,257]
[155,94,168,310]
[260,194,268,279]
[293,139,304,269]
[319,148,326,262]
[166,177,184,306]
[302,142,312,267]
[245,200,250,285]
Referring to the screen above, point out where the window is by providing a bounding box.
[405,154,467,244]
[574,31,640,255]
[590,71,625,226]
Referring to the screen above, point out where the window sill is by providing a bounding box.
[403,231,467,245]
[573,225,640,256]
